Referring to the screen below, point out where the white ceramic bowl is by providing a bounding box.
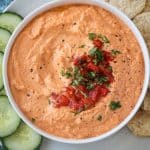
[3,0,150,144]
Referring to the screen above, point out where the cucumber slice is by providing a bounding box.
[0,96,20,137]
[0,12,23,33]
[2,122,42,150]
[0,52,3,90]
[0,28,11,53]
[0,88,6,95]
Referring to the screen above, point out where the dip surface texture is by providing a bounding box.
[8,5,144,139]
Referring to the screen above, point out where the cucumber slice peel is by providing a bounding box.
[0,28,11,53]
[0,96,20,137]
[0,12,23,33]
[2,122,42,150]
[0,52,3,90]
[0,88,6,96]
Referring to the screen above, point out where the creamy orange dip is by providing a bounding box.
[8,5,144,139]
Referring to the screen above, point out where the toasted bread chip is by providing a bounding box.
[109,0,146,19]
[133,12,150,52]
[128,110,150,136]
[143,88,150,111]
[144,0,150,12]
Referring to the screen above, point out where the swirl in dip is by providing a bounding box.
[8,5,144,139]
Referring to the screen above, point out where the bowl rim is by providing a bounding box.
[3,0,150,144]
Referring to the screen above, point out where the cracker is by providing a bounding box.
[109,0,146,19]
[133,12,150,52]
[143,88,150,111]
[144,0,150,12]
[128,110,150,136]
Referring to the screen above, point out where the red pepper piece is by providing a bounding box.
[93,39,103,49]
[78,85,87,93]
[89,86,101,101]
[103,51,114,62]
[56,95,70,106]
[99,85,109,96]
[87,62,99,72]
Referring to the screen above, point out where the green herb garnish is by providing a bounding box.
[88,71,96,79]
[87,83,94,90]
[98,34,110,43]
[89,47,98,56]
[111,49,121,56]
[74,66,79,75]
[88,33,96,40]
[71,75,83,86]
[61,68,73,78]
[71,67,83,86]
[71,80,80,86]
[109,101,121,110]
[79,44,85,48]
[97,115,102,121]
[96,76,108,84]
[48,99,51,105]
[89,47,104,63]
[93,58,99,65]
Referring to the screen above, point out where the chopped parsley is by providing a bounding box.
[97,115,102,121]
[89,47,98,56]
[93,58,99,65]
[71,75,83,86]
[71,67,83,86]
[89,47,104,63]
[31,118,36,123]
[111,49,121,56]
[88,71,96,79]
[109,101,121,110]
[61,68,73,78]
[98,34,110,43]
[96,76,108,84]
[79,44,85,48]
[74,66,79,74]
[87,83,94,90]
[88,33,96,40]
[48,99,51,105]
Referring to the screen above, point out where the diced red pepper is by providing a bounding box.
[103,51,114,62]
[99,65,114,82]
[89,86,100,101]
[56,95,70,106]
[69,101,81,110]
[99,85,109,96]
[50,34,115,112]
[78,85,87,93]
[75,90,84,101]
[74,54,89,66]
[93,39,103,49]
[87,62,99,72]
[74,57,81,66]
[65,86,75,95]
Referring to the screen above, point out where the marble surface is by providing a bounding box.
[0,0,13,12]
